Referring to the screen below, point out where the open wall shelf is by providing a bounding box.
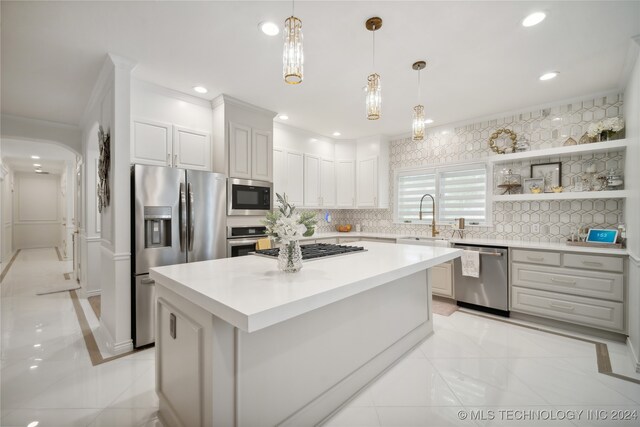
[489,139,629,165]
[492,190,629,202]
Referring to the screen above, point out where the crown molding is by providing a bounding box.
[1,113,79,130]
[133,79,212,109]
[211,94,277,118]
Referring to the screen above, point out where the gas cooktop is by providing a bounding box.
[254,243,366,261]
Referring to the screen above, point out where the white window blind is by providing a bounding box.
[439,168,487,222]
[396,165,488,224]
[397,173,436,222]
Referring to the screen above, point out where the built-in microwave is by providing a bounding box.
[227,178,272,216]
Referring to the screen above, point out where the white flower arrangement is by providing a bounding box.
[263,193,317,245]
[587,117,624,138]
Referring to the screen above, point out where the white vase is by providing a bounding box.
[278,240,303,273]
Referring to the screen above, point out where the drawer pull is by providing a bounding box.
[526,256,545,261]
[582,261,603,267]
[550,302,575,311]
[550,277,576,285]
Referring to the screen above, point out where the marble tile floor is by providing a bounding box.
[2,248,639,427]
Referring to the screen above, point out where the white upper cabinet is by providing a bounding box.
[228,122,252,179]
[304,154,321,207]
[273,147,287,198]
[251,129,273,182]
[320,158,336,208]
[132,119,211,170]
[335,159,355,208]
[229,122,273,181]
[173,126,211,171]
[131,119,173,166]
[357,157,378,207]
[355,136,389,208]
[286,151,305,206]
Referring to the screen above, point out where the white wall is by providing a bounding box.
[0,114,82,155]
[623,37,640,372]
[12,172,61,249]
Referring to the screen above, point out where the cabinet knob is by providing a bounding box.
[173,154,177,167]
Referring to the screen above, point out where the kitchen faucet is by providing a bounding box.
[418,193,439,238]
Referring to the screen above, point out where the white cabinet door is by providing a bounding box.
[357,157,378,207]
[320,158,336,208]
[229,122,252,179]
[157,299,204,427]
[132,119,172,166]
[304,154,321,207]
[173,126,211,171]
[251,129,272,182]
[336,159,355,208]
[286,151,305,206]
[431,262,453,298]
[273,147,286,198]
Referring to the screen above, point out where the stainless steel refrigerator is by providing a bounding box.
[131,164,226,347]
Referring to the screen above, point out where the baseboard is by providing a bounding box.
[626,337,640,373]
[99,317,134,356]
[510,311,627,342]
[280,320,433,427]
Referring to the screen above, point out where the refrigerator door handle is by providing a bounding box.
[188,182,194,251]
[179,182,186,252]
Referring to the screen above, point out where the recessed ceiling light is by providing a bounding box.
[27,422,40,427]
[522,12,546,27]
[333,132,341,137]
[539,71,559,81]
[425,118,434,124]
[441,131,449,135]
[31,155,40,159]
[310,138,318,142]
[259,21,280,36]
[33,163,41,167]
[278,114,289,120]
[552,117,562,121]
[193,86,208,94]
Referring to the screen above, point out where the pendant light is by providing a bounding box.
[365,17,382,120]
[412,61,427,141]
[283,0,303,84]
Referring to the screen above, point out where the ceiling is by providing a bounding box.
[2,139,75,174]
[1,1,639,139]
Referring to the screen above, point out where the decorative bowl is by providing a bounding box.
[551,186,564,193]
[336,224,352,232]
[530,186,543,194]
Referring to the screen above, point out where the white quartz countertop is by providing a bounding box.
[150,242,462,333]
[307,231,627,256]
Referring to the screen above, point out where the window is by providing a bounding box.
[395,164,489,225]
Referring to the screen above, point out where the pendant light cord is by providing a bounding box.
[417,69,421,102]
[372,25,376,70]
[292,0,295,17]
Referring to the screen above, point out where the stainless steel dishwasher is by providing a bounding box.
[453,243,509,316]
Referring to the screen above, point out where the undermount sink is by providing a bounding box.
[396,237,450,247]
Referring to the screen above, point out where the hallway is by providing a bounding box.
[0,248,159,427]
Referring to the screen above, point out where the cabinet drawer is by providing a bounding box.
[511,286,624,332]
[563,254,624,273]
[512,263,623,301]
[511,249,561,266]
[430,262,453,298]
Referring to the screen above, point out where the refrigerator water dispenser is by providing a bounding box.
[144,206,172,248]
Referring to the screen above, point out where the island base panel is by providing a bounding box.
[156,269,433,427]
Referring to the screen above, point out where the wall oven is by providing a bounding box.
[227,225,268,257]
[227,178,272,216]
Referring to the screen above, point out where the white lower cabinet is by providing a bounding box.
[431,261,453,298]
[157,297,204,427]
[511,286,624,332]
[510,249,626,333]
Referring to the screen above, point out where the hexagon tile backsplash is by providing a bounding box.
[315,93,626,243]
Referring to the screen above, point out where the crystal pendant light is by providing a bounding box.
[283,0,303,84]
[412,61,427,141]
[365,17,382,120]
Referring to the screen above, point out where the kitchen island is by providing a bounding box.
[150,241,462,427]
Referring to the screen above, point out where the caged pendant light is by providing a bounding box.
[365,17,382,120]
[283,0,303,84]
[411,61,427,141]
